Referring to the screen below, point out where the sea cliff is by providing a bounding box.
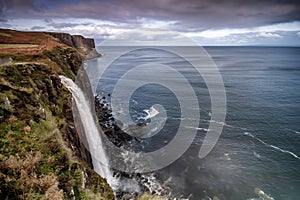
[47,32,101,60]
[0,29,113,199]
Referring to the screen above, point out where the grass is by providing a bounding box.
[0,44,40,49]
[0,45,114,199]
[137,193,167,200]
[0,32,12,37]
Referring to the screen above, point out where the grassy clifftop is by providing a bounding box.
[0,29,114,199]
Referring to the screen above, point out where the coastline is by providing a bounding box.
[0,28,114,199]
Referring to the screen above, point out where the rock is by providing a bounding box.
[0,57,12,65]
[23,125,31,133]
[95,94,135,148]
[47,32,101,59]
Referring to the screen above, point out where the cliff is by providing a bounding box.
[47,32,101,60]
[0,29,114,199]
[0,29,101,60]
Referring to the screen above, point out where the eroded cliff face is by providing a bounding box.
[48,33,95,49]
[47,32,100,59]
[0,29,114,199]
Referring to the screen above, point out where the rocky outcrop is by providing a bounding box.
[47,32,101,59]
[48,33,95,49]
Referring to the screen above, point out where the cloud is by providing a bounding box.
[184,21,300,38]
[31,25,45,30]
[44,18,52,23]
[0,0,47,17]
[1,0,300,30]
[1,0,300,46]
[48,22,92,29]
[257,32,281,38]
[297,32,300,37]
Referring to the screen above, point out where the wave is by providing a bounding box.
[247,187,274,200]
[244,132,300,160]
[184,126,209,132]
[207,119,247,131]
[143,106,160,120]
[286,128,300,136]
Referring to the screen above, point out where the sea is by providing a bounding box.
[84,46,300,200]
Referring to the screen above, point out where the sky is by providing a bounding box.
[1,0,300,46]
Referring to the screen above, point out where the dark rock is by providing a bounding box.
[95,94,135,148]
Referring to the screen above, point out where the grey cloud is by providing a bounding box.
[195,30,300,46]
[1,0,300,31]
[47,22,93,29]
[48,22,81,29]
[44,18,52,23]
[49,0,300,29]
[0,0,47,18]
[31,25,45,30]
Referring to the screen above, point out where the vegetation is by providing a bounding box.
[0,29,114,199]
[0,44,40,49]
[137,193,167,200]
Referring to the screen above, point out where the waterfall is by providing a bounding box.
[59,75,117,188]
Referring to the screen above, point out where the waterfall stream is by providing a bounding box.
[59,75,170,198]
[59,75,118,189]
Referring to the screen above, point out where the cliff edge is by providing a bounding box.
[47,32,101,60]
[0,29,113,199]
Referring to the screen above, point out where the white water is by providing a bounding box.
[143,106,160,120]
[59,75,118,188]
[244,132,300,160]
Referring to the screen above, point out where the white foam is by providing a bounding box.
[254,187,274,200]
[143,106,160,120]
[286,128,300,136]
[184,126,209,132]
[131,99,138,105]
[244,132,300,160]
[252,151,261,159]
[207,119,247,130]
[224,153,232,160]
[269,144,300,159]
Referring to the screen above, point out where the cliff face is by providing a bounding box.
[0,29,113,199]
[47,32,100,59]
[53,34,95,49]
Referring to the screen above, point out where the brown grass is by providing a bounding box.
[0,44,40,49]
[0,29,67,55]
[2,152,64,200]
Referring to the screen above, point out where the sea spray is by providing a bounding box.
[59,75,118,188]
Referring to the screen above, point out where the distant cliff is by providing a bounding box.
[0,29,101,60]
[48,32,95,49]
[0,29,113,199]
[47,32,101,59]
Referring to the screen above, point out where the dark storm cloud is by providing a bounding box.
[1,0,300,29]
[0,0,47,14]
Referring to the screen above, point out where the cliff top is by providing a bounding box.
[0,29,99,59]
[0,29,66,55]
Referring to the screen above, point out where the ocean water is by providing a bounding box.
[85,46,300,199]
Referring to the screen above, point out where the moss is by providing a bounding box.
[137,193,167,200]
